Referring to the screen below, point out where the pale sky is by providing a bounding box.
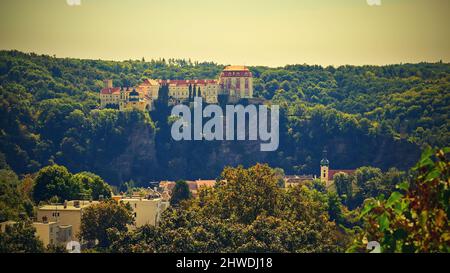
[0,0,448,67]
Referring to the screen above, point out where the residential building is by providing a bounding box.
[36,200,98,239]
[158,179,216,198]
[284,175,315,188]
[32,221,72,247]
[114,195,166,229]
[0,220,73,247]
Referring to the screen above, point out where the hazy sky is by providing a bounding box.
[0,0,448,67]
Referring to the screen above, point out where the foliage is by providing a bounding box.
[33,164,83,203]
[0,221,44,253]
[79,200,134,248]
[72,172,112,200]
[332,166,406,209]
[0,169,33,222]
[356,148,450,253]
[32,164,111,203]
[109,164,347,253]
[334,172,353,205]
[1,51,446,184]
[170,180,192,206]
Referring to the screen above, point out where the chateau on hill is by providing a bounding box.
[99,65,254,111]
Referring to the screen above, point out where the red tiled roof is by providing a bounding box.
[100,87,121,94]
[140,79,159,86]
[329,169,356,180]
[159,181,176,192]
[195,180,216,189]
[158,79,218,86]
[158,180,216,194]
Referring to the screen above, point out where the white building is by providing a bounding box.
[114,196,168,229]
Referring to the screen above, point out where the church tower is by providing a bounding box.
[320,149,330,186]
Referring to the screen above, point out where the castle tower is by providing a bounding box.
[128,89,139,102]
[320,149,330,186]
[219,66,253,103]
[119,88,125,110]
[103,79,113,89]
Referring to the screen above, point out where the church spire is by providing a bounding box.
[320,148,329,167]
[320,147,330,186]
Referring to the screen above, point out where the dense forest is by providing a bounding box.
[0,50,449,185]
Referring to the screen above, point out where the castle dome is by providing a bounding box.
[128,89,139,102]
[129,89,139,96]
[320,148,329,166]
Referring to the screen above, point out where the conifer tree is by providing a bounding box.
[188,84,192,101]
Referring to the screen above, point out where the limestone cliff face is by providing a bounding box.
[170,139,271,180]
[108,124,157,184]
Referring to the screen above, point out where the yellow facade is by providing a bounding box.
[119,198,162,229]
[36,200,97,239]
[32,222,72,247]
[0,221,72,247]
[165,81,220,104]
[100,92,121,108]
[219,66,254,101]
[100,65,254,111]
[320,165,329,186]
[122,100,150,111]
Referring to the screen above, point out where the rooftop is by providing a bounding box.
[120,197,162,202]
[100,87,121,95]
[223,65,249,72]
[158,79,218,86]
[38,200,98,211]
[140,79,160,86]
[33,221,57,226]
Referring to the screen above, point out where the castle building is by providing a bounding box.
[219,65,253,102]
[99,80,152,111]
[159,79,220,104]
[320,150,355,188]
[99,65,253,110]
[136,79,160,100]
